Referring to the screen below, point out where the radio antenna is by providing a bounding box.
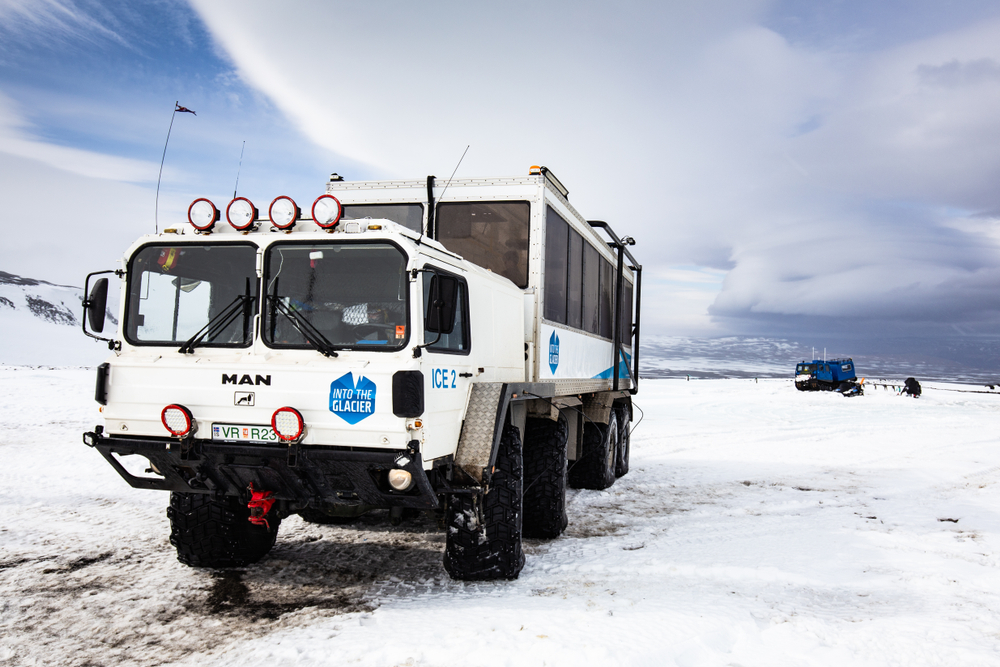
[437,145,469,204]
[233,140,246,199]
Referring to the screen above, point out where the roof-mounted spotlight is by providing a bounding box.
[226,197,258,231]
[269,196,300,231]
[311,194,342,230]
[187,198,219,232]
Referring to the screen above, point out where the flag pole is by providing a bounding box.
[155,102,196,234]
[154,102,179,234]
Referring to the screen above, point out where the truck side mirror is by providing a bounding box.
[86,278,109,334]
[425,274,458,334]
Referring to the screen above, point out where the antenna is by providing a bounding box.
[437,145,469,204]
[233,141,246,199]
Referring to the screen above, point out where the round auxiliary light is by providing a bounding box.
[226,197,258,231]
[269,195,300,230]
[271,406,304,441]
[388,468,414,492]
[161,404,194,437]
[187,198,219,232]
[311,194,342,229]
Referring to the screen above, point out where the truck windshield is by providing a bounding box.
[262,242,409,351]
[125,243,258,347]
[797,364,816,373]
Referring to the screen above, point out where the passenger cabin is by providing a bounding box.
[325,167,641,394]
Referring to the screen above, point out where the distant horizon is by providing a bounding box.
[4,262,1000,382]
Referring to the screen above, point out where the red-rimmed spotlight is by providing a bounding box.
[188,198,219,232]
[269,196,300,230]
[311,194,342,230]
[227,197,258,231]
[161,404,194,437]
[271,406,304,441]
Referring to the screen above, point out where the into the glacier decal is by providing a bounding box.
[329,372,377,424]
[548,330,560,374]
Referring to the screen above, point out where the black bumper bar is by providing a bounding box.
[83,428,441,510]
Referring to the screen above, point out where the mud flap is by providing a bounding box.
[454,383,509,484]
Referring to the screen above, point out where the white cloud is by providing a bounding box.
[0,92,159,182]
[179,2,1000,337]
[0,0,129,49]
[0,152,152,285]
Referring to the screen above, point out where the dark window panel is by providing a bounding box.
[599,258,614,339]
[582,242,600,335]
[423,271,470,354]
[544,206,568,324]
[436,201,530,288]
[567,228,583,330]
[621,281,633,345]
[342,204,424,233]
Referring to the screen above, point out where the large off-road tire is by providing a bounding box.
[167,492,280,568]
[568,410,618,490]
[614,406,630,478]
[443,423,525,581]
[522,414,569,539]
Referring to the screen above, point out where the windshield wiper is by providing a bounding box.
[266,294,339,357]
[178,279,255,354]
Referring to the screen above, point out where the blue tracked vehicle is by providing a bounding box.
[795,358,859,392]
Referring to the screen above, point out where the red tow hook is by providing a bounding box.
[247,483,276,530]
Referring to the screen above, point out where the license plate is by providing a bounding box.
[212,423,279,443]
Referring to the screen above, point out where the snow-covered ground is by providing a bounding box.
[2,369,998,666]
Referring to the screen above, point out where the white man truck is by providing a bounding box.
[81,166,642,580]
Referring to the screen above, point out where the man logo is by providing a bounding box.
[235,392,255,406]
[222,374,271,386]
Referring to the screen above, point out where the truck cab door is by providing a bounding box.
[419,265,475,460]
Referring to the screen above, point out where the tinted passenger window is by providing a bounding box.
[544,207,568,324]
[342,204,423,233]
[436,201,530,287]
[600,258,614,339]
[621,281,633,344]
[567,228,583,330]
[583,243,600,335]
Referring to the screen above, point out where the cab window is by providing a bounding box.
[422,269,470,354]
[124,243,257,347]
[262,241,409,350]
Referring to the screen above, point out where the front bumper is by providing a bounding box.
[83,427,443,510]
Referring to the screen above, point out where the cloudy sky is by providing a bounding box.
[3,0,1000,350]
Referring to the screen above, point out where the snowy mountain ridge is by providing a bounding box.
[0,270,94,324]
[0,270,115,367]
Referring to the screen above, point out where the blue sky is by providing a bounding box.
[2,0,1000,355]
